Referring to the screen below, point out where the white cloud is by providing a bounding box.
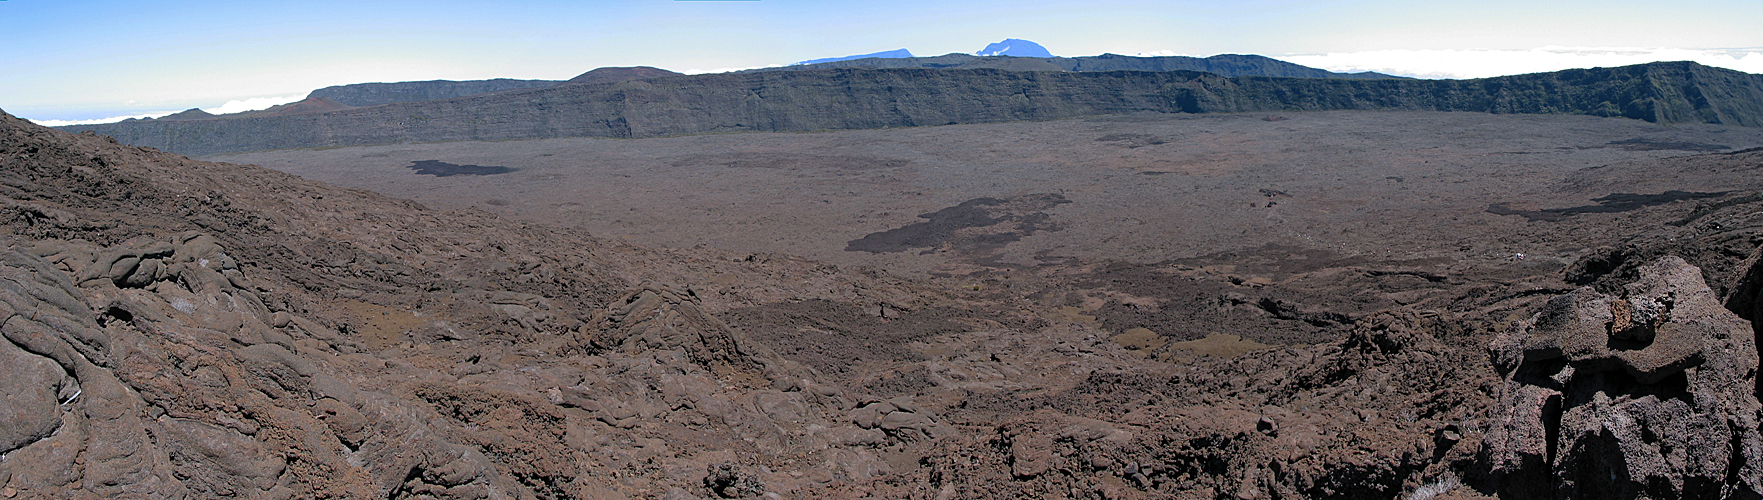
[1278,46,1763,79]
[29,111,181,127]
[1132,50,1184,57]
[203,95,305,115]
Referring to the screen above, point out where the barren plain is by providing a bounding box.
[214,111,1763,277]
[213,111,1763,348]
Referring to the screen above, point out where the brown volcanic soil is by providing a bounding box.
[14,105,1763,499]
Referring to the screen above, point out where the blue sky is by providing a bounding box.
[5,0,1762,124]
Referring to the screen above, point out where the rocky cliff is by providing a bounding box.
[59,62,1763,157]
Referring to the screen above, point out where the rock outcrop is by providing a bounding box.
[1484,256,1763,498]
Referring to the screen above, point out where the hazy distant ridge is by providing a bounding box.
[307,78,561,107]
[794,49,914,66]
[749,53,1404,79]
[60,61,1763,156]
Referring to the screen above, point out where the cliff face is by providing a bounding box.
[305,78,560,107]
[1189,61,1763,124]
[60,62,1763,156]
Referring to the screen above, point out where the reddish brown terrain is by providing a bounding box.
[9,102,1763,500]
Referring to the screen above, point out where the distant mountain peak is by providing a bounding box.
[794,49,914,66]
[158,108,216,121]
[566,66,683,85]
[976,39,1052,58]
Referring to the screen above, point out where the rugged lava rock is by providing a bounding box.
[1485,257,1763,499]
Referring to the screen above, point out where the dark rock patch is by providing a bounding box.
[406,160,515,177]
[1487,190,1729,222]
[1095,133,1168,148]
[722,300,969,380]
[670,153,908,171]
[845,193,1070,256]
[1603,137,1730,152]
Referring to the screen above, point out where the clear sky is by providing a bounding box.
[5,0,1761,124]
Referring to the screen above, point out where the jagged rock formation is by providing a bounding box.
[1484,257,1763,498]
[829,310,1500,499]
[306,78,561,107]
[60,61,1763,157]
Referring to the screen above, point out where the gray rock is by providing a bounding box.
[582,282,767,372]
[0,337,63,454]
[705,462,765,498]
[1483,257,1763,499]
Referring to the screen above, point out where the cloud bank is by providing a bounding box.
[27,94,310,127]
[30,111,181,127]
[203,95,306,114]
[1278,46,1763,79]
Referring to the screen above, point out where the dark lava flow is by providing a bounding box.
[407,160,516,176]
[845,193,1070,254]
[1603,137,1731,152]
[1487,190,1730,222]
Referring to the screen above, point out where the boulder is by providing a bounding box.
[1483,257,1763,499]
[579,282,767,372]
